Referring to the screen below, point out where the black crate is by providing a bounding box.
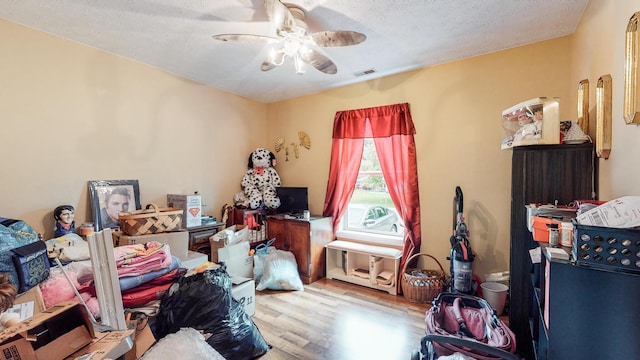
[572,223,640,275]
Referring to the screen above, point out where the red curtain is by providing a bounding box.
[322,103,421,293]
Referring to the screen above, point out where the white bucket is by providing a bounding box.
[481,282,509,315]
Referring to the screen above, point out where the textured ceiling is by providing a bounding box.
[0,0,589,103]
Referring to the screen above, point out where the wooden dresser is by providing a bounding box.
[267,215,333,284]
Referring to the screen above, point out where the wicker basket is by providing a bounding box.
[119,203,183,236]
[402,253,445,303]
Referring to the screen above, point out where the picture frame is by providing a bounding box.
[577,79,589,135]
[595,74,612,159]
[624,12,640,124]
[88,180,141,231]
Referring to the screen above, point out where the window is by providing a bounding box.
[322,102,421,280]
[340,139,405,240]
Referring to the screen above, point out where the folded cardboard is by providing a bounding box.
[210,225,249,246]
[112,230,189,260]
[218,241,253,278]
[167,194,202,228]
[124,316,155,360]
[0,301,94,360]
[231,277,256,317]
[66,329,134,360]
[210,225,250,263]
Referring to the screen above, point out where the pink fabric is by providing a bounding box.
[113,241,173,277]
[322,103,421,294]
[39,270,100,318]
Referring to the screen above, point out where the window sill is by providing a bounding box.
[335,230,403,249]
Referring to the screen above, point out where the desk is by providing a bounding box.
[187,222,225,260]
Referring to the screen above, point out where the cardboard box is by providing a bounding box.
[124,316,155,360]
[231,277,255,317]
[209,225,248,263]
[167,194,202,228]
[218,241,253,278]
[0,301,94,360]
[112,230,188,260]
[210,225,249,246]
[14,286,46,316]
[179,250,208,270]
[66,329,134,360]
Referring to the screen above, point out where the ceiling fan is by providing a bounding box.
[212,0,366,75]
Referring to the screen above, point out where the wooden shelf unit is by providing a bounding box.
[326,240,402,295]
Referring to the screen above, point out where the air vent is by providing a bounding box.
[354,69,376,77]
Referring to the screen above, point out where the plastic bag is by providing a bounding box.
[152,266,270,360]
[253,239,276,282]
[256,249,304,291]
[141,327,225,360]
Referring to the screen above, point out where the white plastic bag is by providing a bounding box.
[253,239,276,282]
[256,249,304,291]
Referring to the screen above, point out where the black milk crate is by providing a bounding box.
[572,223,640,275]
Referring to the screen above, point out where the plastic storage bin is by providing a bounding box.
[572,222,640,275]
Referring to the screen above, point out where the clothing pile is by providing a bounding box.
[39,241,185,318]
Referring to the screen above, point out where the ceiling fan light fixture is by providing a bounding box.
[215,0,365,75]
[293,53,305,75]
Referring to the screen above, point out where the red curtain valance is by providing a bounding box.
[333,103,416,139]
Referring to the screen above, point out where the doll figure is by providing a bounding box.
[0,273,19,330]
[54,205,75,237]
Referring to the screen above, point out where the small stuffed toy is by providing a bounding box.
[241,148,281,209]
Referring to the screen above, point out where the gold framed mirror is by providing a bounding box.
[577,79,589,134]
[596,74,612,159]
[624,12,640,124]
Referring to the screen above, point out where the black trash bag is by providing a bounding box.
[152,266,270,359]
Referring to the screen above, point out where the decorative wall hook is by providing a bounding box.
[274,131,311,161]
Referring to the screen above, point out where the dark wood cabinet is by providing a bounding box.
[267,215,333,284]
[509,143,597,359]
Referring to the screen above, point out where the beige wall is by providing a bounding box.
[570,0,640,199]
[268,38,573,277]
[0,19,267,239]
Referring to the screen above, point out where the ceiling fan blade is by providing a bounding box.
[212,33,280,44]
[261,51,286,71]
[300,48,337,74]
[311,31,367,47]
[264,0,296,34]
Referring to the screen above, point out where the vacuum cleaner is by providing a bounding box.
[448,186,475,294]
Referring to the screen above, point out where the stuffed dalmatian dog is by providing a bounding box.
[241,148,281,209]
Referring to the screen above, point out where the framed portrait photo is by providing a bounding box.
[88,180,142,231]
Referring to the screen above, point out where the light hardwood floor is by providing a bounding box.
[253,278,430,360]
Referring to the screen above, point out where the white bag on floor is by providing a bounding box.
[256,249,304,291]
[141,327,225,360]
